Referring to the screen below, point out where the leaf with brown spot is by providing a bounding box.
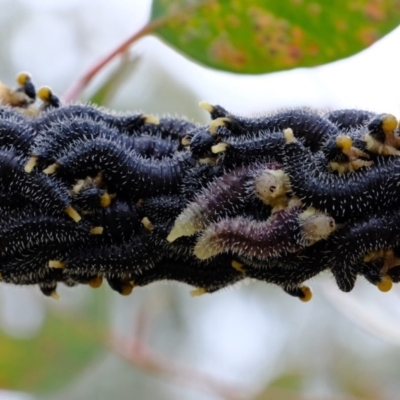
[149,0,400,73]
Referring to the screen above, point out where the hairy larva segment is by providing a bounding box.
[0,247,72,285]
[133,254,244,293]
[28,118,176,174]
[167,164,284,242]
[325,109,376,130]
[0,216,96,259]
[326,211,400,292]
[88,201,143,243]
[53,138,196,199]
[141,195,187,226]
[194,207,335,260]
[0,117,34,155]
[321,135,372,174]
[211,131,286,166]
[136,117,197,143]
[0,151,76,219]
[140,195,196,258]
[282,135,400,221]
[244,246,327,297]
[71,187,110,214]
[188,127,218,159]
[211,108,339,152]
[0,105,27,118]
[105,276,135,296]
[64,235,157,276]
[127,135,178,159]
[3,97,400,298]
[29,117,137,167]
[168,167,253,241]
[180,164,225,200]
[31,104,155,135]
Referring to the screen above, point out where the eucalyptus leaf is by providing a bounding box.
[150,0,400,73]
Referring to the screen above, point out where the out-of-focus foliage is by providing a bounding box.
[90,56,140,105]
[149,0,400,73]
[0,311,102,393]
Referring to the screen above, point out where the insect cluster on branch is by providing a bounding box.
[1,72,400,301]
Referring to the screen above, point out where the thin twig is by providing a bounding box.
[62,1,213,103]
[62,22,155,104]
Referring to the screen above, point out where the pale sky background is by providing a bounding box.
[1,1,400,399]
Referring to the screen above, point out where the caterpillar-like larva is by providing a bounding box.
[193,206,335,260]
[167,163,290,242]
[1,72,400,300]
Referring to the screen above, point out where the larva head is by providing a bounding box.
[120,281,135,296]
[367,113,398,142]
[37,86,53,103]
[88,275,103,289]
[379,114,398,134]
[38,85,60,108]
[299,286,313,302]
[199,101,229,119]
[190,128,217,158]
[377,274,393,292]
[209,117,232,134]
[255,169,290,205]
[336,135,352,153]
[16,71,32,86]
[299,208,335,244]
[16,71,36,101]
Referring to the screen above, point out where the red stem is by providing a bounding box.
[62,19,164,104]
[62,1,212,104]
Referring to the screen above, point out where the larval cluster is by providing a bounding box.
[0,72,399,301]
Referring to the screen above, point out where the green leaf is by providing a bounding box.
[150,0,400,73]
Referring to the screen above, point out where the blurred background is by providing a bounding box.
[1,0,400,399]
